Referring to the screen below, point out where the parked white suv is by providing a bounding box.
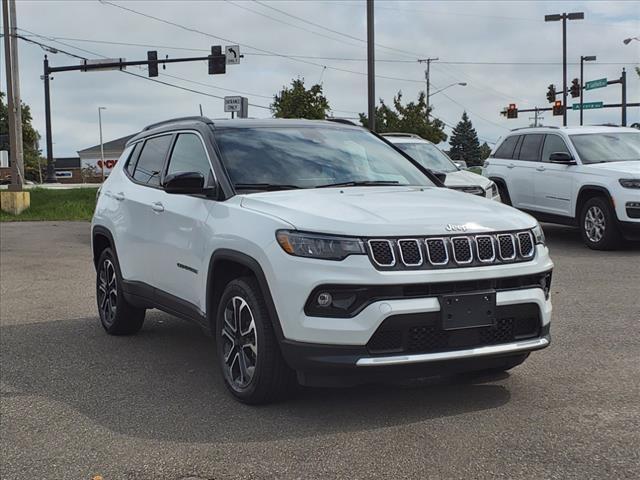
[484,126,640,249]
[92,117,553,404]
[384,133,500,201]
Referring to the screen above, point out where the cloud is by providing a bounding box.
[2,0,638,155]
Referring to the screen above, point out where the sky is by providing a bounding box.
[2,0,639,157]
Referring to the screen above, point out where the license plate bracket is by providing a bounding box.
[441,291,496,331]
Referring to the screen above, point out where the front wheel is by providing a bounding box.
[216,277,295,404]
[96,248,145,335]
[580,197,621,250]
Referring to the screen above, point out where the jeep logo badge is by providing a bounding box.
[445,224,467,232]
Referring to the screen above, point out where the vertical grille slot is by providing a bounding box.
[398,239,423,266]
[368,240,396,267]
[517,232,534,258]
[475,235,495,262]
[497,234,516,260]
[425,238,449,265]
[451,237,472,264]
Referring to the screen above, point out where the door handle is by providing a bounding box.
[112,192,125,201]
[151,202,165,213]
[536,166,546,172]
[507,163,515,169]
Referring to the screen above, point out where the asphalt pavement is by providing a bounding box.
[1,222,639,479]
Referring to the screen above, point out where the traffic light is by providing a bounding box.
[506,103,518,119]
[570,78,581,98]
[208,45,226,75]
[147,50,158,77]
[553,100,564,116]
[546,84,557,103]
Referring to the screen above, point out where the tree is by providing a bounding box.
[271,78,331,119]
[359,91,447,144]
[479,142,492,161]
[448,111,481,166]
[0,91,44,182]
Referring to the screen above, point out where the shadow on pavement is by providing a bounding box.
[1,314,511,443]
[542,223,640,253]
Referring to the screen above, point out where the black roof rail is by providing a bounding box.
[143,116,212,131]
[326,118,359,126]
[381,132,424,139]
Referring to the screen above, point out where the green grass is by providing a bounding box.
[466,166,484,175]
[0,187,98,222]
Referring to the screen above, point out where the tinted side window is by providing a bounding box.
[125,142,143,176]
[494,135,519,159]
[541,134,570,162]
[132,135,172,186]
[166,133,212,179]
[518,134,544,161]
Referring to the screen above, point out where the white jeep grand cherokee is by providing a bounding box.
[484,126,640,249]
[92,117,553,404]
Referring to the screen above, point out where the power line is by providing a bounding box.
[97,0,425,84]
[252,0,425,59]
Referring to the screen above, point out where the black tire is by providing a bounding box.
[216,277,296,404]
[579,196,621,250]
[96,247,145,335]
[497,182,512,206]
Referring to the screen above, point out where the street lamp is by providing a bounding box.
[545,11,584,126]
[623,37,639,45]
[98,106,106,182]
[430,82,467,97]
[580,55,596,126]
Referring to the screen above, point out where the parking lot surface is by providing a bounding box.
[1,222,639,480]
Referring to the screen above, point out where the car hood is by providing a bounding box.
[444,170,492,188]
[582,160,640,175]
[240,186,535,236]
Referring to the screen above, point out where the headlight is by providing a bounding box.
[619,178,640,189]
[532,224,545,245]
[276,230,365,260]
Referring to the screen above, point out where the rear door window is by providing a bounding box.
[518,134,544,161]
[493,135,519,159]
[132,135,173,186]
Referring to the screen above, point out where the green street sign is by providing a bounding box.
[585,78,607,90]
[572,101,604,110]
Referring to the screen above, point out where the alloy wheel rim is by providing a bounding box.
[97,258,118,326]
[584,206,606,243]
[221,296,258,390]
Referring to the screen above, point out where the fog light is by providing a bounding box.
[317,292,333,307]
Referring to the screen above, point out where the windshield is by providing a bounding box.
[393,142,459,173]
[569,132,640,164]
[215,126,436,190]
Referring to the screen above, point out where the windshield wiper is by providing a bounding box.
[315,180,402,188]
[234,183,302,191]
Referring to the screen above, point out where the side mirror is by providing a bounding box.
[164,171,207,195]
[549,152,576,165]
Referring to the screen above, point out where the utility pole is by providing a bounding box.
[366,0,375,132]
[580,55,596,126]
[98,107,106,182]
[529,108,544,127]
[2,0,24,189]
[43,55,56,183]
[621,68,627,126]
[545,12,584,126]
[418,57,439,120]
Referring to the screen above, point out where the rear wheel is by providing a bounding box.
[216,277,295,404]
[96,248,145,335]
[580,196,621,250]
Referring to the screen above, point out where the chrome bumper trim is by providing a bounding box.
[356,336,549,367]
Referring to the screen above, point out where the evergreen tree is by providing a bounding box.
[271,78,331,119]
[479,142,492,161]
[359,91,447,144]
[449,111,481,166]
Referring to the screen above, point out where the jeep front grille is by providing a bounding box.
[365,230,535,270]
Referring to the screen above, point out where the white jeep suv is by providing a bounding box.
[384,133,500,201]
[484,126,640,249]
[92,117,553,404]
